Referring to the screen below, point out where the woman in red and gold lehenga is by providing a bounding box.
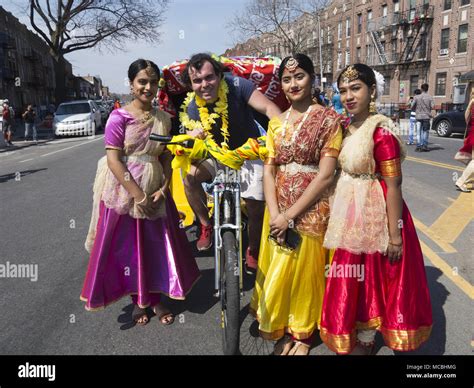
[320,63,432,355]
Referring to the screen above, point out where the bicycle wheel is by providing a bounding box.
[221,230,240,355]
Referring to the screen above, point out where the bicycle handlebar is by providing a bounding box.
[149,133,195,149]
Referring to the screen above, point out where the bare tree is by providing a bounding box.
[28,0,169,103]
[227,0,310,56]
[293,0,333,85]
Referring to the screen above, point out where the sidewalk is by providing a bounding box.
[0,121,55,153]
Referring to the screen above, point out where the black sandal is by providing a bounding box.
[132,305,149,326]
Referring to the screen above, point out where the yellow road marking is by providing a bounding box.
[405,156,464,172]
[413,217,457,253]
[430,193,473,244]
[420,240,474,299]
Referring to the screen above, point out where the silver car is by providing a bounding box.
[53,100,102,137]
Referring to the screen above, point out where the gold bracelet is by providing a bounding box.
[388,240,402,246]
[135,193,147,205]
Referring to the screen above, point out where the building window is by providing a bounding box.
[394,0,400,13]
[357,14,362,34]
[356,47,361,61]
[337,52,342,70]
[435,73,447,96]
[410,75,419,96]
[367,10,372,28]
[382,5,388,18]
[457,24,468,53]
[383,76,390,95]
[409,0,416,20]
[440,28,450,50]
[345,50,350,66]
[338,21,342,40]
[346,18,351,37]
[327,26,332,43]
[460,0,470,5]
[443,0,452,10]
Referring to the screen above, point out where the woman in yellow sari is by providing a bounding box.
[250,54,342,355]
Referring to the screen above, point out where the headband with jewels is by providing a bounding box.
[341,65,360,83]
[145,61,159,79]
[285,57,299,72]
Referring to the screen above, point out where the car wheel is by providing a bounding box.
[436,119,452,137]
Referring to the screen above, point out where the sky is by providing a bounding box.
[0,0,248,94]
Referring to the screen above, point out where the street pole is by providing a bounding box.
[317,13,324,89]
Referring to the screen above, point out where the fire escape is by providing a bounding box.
[0,32,16,82]
[367,4,434,70]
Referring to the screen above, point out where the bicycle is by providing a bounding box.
[150,133,244,355]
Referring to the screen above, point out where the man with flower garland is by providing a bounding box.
[179,53,281,274]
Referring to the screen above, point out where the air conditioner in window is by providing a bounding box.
[439,48,449,55]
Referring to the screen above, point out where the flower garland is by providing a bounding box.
[179,79,230,149]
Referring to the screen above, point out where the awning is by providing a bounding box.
[460,70,474,82]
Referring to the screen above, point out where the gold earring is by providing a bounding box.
[369,95,377,114]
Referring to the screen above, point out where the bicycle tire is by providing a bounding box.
[221,230,240,355]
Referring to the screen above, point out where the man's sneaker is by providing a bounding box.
[196,223,213,251]
[415,146,422,152]
[422,145,430,152]
[245,247,258,275]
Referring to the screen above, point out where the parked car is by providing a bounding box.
[53,100,102,137]
[433,109,467,137]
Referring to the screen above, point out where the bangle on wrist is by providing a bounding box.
[282,211,294,229]
[389,240,402,246]
[159,188,167,199]
[135,193,147,205]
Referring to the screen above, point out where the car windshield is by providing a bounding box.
[56,103,90,115]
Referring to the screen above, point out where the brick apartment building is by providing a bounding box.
[0,6,109,113]
[225,0,473,110]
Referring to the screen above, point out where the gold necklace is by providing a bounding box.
[130,104,153,123]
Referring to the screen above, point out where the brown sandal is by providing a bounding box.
[132,305,149,326]
[350,341,375,355]
[153,304,175,326]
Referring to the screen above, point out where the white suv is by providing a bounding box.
[53,100,102,137]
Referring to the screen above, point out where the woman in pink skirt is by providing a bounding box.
[81,59,200,325]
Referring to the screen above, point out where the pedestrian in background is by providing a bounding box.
[2,99,14,147]
[454,88,474,192]
[332,90,344,115]
[22,104,37,143]
[406,89,421,145]
[413,83,434,152]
